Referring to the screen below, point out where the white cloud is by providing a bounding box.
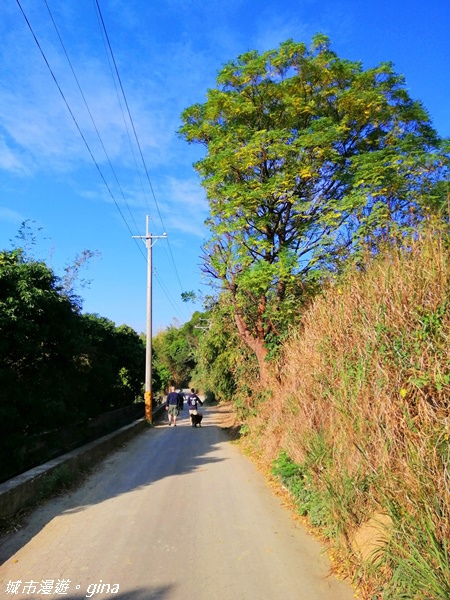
[0,136,29,174]
[0,4,186,177]
[0,206,24,224]
[162,176,209,238]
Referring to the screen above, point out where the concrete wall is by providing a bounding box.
[0,405,166,522]
[2,403,149,483]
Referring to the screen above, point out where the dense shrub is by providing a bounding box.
[0,249,145,480]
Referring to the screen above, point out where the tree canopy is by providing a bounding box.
[152,312,205,388]
[179,34,449,382]
[0,249,84,434]
[0,247,146,480]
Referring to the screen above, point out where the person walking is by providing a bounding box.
[165,386,181,426]
[187,388,203,427]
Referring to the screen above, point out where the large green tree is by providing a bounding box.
[78,314,145,414]
[152,312,205,388]
[0,249,84,438]
[180,34,449,383]
[193,295,258,407]
[0,247,146,480]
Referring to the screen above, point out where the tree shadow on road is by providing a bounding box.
[66,585,173,600]
[0,405,238,565]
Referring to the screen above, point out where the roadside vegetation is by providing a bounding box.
[0,231,147,482]
[183,224,450,600]
[1,33,449,599]
[179,34,448,387]
[180,35,450,600]
[247,226,450,599]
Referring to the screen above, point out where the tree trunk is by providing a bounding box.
[234,311,270,386]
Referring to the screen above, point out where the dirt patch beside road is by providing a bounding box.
[207,401,242,440]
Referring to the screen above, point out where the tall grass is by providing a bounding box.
[244,227,450,599]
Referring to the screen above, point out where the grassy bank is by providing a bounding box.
[243,228,450,599]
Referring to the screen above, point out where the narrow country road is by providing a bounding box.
[0,404,355,600]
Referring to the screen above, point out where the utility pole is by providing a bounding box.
[133,217,166,423]
[194,318,211,331]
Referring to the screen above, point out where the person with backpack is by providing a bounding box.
[187,388,203,427]
[178,388,186,409]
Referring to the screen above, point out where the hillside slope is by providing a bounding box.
[243,228,450,599]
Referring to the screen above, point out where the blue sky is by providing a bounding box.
[0,0,449,334]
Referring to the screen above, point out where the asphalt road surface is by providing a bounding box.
[0,404,355,600]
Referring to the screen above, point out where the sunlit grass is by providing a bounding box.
[244,225,450,599]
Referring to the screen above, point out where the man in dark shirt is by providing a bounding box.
[165,385,181,426]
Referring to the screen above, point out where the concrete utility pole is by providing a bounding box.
[133,217,166,423]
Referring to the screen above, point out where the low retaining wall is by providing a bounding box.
[0,405,166,521]
[1,402,150,483]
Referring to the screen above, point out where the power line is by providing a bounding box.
[92,2,154,220]
[42,0,145,261]
[154,271,187,322]
[93,0,186,293]
[93,0,165,229]
[17,0,191,323]
[16,0,139,248]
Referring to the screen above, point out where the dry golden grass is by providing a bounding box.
[243,227,450,598]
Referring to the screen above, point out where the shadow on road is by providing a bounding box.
[65,586,173,599]
[0,404,237,565]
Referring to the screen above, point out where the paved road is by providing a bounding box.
[0,405,355,600]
